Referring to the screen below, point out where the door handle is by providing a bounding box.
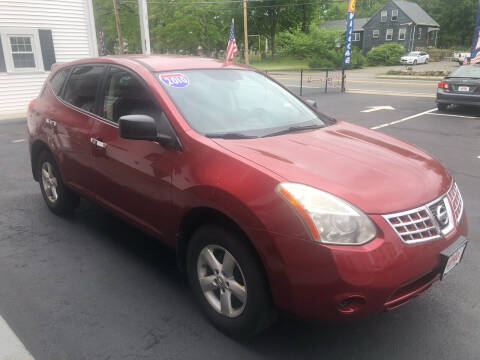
[90,138,107,149]
[46,118,57,127]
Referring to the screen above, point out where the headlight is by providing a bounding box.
[277,182,377,245]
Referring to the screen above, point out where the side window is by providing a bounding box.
[102,67,161,125]
[63,65,104,114]
[49,68,70,96]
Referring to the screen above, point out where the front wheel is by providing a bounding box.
[38,151,79,215]
[187,225,276,338]
[413,60,417,65]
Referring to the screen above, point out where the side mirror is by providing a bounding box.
[305,99,318,109]
[119,114,158,141]
[119,114,180,150]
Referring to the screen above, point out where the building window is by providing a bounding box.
[9,36,36,68]
[0,28,46,72]
[353,33,361,42]
[373,30,380,39]
[381,10,387,22]
[398,28,406,41]
[418,28,422,39]
[391,9,398,21]
[386,29,393,41]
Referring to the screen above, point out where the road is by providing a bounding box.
[0,74,479,359]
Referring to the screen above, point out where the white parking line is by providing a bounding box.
[429,112,480,120]
[370,108,437,130]
[0,315,35,359]
[12,139,26,143]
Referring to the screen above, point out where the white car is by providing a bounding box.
[400,51,430,65]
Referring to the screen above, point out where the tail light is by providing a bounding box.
[28,98,36,111]
[438,81,449,91]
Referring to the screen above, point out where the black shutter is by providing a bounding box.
[38,29,56,71]
[0,35,6,73]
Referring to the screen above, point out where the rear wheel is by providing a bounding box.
[187,225,276,338]
[38,151,79,215]
[425,58,429,64]
[437,103,448,112]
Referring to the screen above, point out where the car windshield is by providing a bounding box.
[407,52,420,56]
[156,69,327,138]
[449,65,480,78]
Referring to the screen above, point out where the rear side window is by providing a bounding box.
[63,65,104,114]
[49,68,70,96]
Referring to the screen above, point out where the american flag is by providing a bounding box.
[225,19,238,64]
[471,30,480,64]
[469,4,480,64]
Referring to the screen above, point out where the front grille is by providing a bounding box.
[384,207,440,243]
[447,182,464,224]
[383,182,463,244]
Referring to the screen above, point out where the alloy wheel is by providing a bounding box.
[41,162,58,203]
[197,244,247,318]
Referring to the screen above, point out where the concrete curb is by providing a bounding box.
[376,75,444,81]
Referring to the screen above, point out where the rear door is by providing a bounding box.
[89,65,176,238]
[52,64,105,192]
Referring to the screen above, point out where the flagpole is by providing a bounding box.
[243,0,249,65]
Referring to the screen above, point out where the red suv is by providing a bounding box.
[28,56,468,337]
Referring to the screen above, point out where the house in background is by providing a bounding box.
[322,0,440,54]
[0,0,98,119]
[320,18,370,50]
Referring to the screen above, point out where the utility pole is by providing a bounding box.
[243,0,249,64]
[138,0,151,54]
[112,0,124,54]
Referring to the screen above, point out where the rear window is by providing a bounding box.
[449,66,480,78]
[50,68,70,96]
[63,65,104,114]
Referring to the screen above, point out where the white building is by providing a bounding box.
[0,0,98,119]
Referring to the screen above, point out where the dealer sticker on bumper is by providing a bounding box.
[440,237,468,279]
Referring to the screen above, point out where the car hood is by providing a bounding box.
[213,121,452,214]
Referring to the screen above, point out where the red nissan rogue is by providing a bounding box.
[27,56,468,337]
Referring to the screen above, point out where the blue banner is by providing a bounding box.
[343,0,357,67]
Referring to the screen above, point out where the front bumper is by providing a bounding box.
[262,211,468,321]
[401,59,415,64]
[437,89,480,106]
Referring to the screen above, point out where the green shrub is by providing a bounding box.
[366,43,405,66]
[308,47,365,69]
[277,26,366,69]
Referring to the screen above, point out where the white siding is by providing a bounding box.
[0,0,97,119]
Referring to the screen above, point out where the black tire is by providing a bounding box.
[413,60,417,65]
[187,225,276,338]
[37,151,80,215]
[437,103,448,112]
[425,58,429,64]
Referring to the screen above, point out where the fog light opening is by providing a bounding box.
[338,296,366,315]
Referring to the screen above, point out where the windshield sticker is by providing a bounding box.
[160,73,189,88]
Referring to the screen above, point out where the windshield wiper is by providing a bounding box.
[262,124,323,138]
[205,132,258,139]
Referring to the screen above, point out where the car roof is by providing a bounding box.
[54,55,253,72]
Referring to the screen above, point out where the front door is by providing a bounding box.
[90,66,176,238]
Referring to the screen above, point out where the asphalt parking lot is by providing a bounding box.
[0,78,479,359]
